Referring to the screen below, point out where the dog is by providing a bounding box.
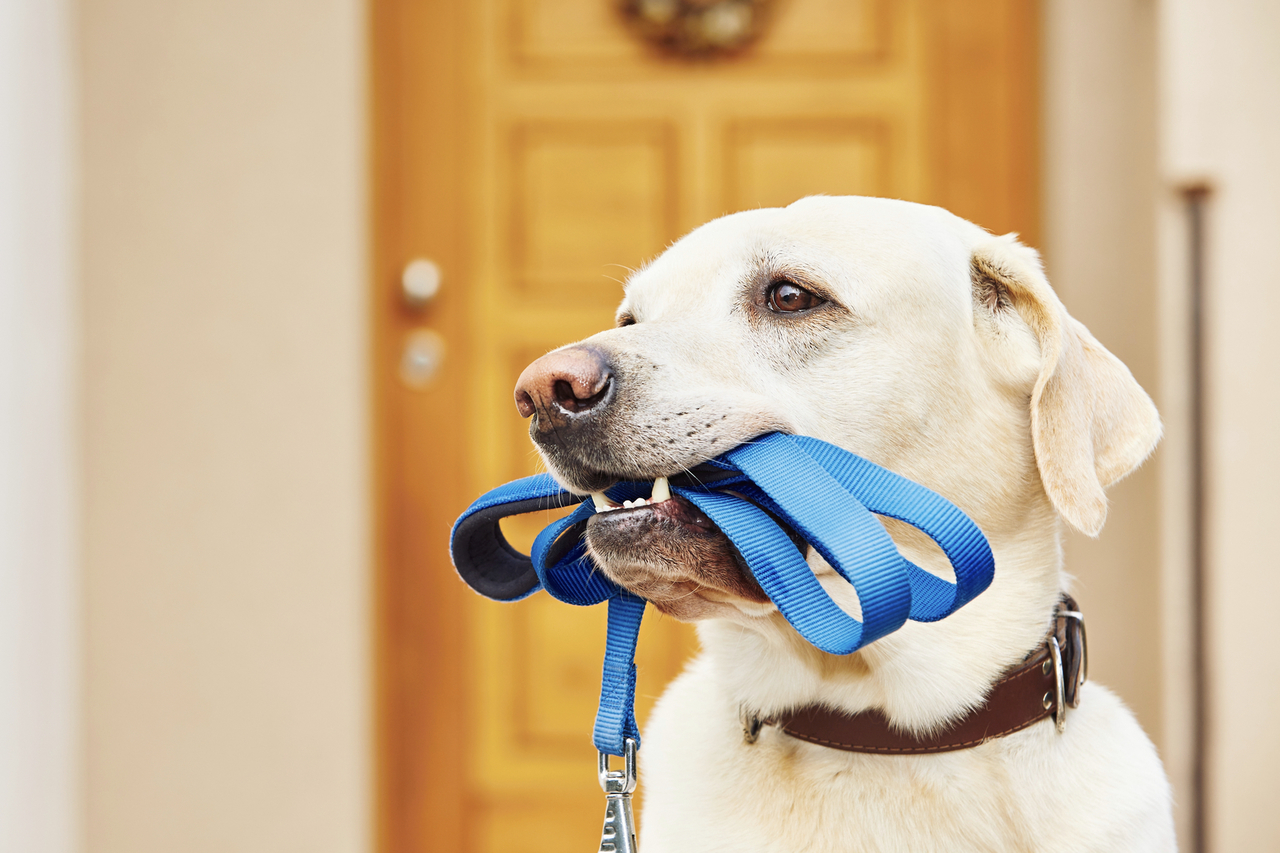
[513,196,1175,852]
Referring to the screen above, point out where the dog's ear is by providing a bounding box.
[971,235,1161,536]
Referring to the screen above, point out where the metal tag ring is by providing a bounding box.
[598,738,638,795]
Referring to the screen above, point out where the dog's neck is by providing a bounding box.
[697,489,1065,735]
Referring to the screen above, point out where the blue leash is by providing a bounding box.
[450,432,994,757]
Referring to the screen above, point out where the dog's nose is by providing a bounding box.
[514,346,614,425]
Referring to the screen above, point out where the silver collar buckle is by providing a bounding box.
[1045,606,1088,733]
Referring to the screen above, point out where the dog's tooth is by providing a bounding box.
[651,476,671,503]
[623,499,635,509]
[592,492,615,513]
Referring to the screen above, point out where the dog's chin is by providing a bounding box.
[584,496,772,622]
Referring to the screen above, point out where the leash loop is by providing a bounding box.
[449,432,995,757]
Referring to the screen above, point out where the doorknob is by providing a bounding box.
[400,328,446,389]
[401,258,442,308]
[399,258,445,389]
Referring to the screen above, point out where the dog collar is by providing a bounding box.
[754,597,1088,753]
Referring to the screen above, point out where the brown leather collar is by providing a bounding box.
[752,597,1087,755]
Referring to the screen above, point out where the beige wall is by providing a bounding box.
[81,1,370,851]
[1160,2,1280,850]
[1046,1,1280,850]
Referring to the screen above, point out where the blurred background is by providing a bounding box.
[1,0,1276,851]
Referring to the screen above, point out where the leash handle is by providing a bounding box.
[448,432,996,757]
[448,474,576,601]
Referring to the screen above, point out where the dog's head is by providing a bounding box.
[514,196,1160,621]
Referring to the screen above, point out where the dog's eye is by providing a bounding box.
[766,280,825,314]
[616,313,636,328]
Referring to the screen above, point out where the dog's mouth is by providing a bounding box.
[582,466,785,621]
[582,468,723,548]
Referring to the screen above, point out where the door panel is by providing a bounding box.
[510,121,678,296]
[372,2,1038,851]
[725,119,891,210]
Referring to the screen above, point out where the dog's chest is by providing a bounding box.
[638,653,1176,852]
[637,657,1058,853]
[645,738,1038,852]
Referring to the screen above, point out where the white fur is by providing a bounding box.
[549,197,1174,851]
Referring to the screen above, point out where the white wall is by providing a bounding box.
[80,1,371,851]
[0,0,80,851]
[1159,2,1280,850]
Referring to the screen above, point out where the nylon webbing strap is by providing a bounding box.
[449,432,995,756]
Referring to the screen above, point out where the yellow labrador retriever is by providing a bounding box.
[513,196,1175,852]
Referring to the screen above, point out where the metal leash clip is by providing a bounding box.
[597,738,638,853]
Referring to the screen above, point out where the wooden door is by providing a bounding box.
[371,1,1038,850]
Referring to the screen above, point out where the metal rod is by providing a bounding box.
[1185,184,1210,853]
